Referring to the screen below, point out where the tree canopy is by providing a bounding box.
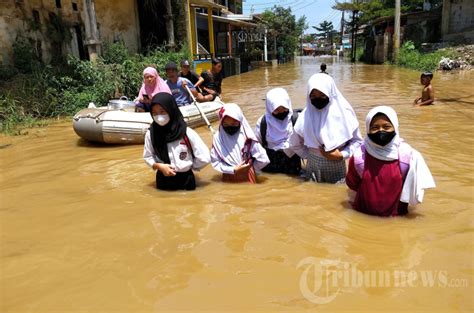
[259,6,308,56]
[313,20,334,38]
[333,0,443,24]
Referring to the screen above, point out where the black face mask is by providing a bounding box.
[310,97,330,110]
[368,131,396,146]
[272,110,290,121]
[223,125,240,136]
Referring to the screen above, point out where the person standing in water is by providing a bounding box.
[289,73,362,183]
[320,63,328,74]
[135,67,171,112]
[255,88,301,175]
[195,58,224,102]
[211,103,270,183]
[346,106,435,216]
[414,72,435,106]
[143,93,211,191]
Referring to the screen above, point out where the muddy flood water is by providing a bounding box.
[1,57,473,312]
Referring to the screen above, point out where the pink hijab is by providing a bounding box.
[137,67,171,100]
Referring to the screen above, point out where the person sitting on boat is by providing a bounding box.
[179,60,201,93]
[143,92,211,191]
[164,62,202,106]
[135,67,171,112]
[195,57,224,102]
[255,88,302,175]
[211,103,270,183]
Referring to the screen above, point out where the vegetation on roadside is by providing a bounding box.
[393,41,459,71]
[0,39,191,134]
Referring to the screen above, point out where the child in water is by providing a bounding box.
[320,63,328,74]
[143,93,211,190]
[255,88,301,175]
[414,72,434,106]
[346,106,436,216]
[211,103,270,183]
[289,73,362,184]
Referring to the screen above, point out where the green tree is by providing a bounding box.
[333,1,363,62]
[313,20,334,39]
[259,6,308,58]
[333,0,443,62]
[313,20,335,46]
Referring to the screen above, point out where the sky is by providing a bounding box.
[241,0,344,34]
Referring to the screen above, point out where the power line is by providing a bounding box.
[242,0,306,13]
[292,0,318,12]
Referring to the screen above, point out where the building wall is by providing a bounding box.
[0,0,140,66]
[94,0,140,53]
[442,0,474,42]
[0,0,82,65]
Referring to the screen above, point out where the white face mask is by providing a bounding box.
[153,114,170,126]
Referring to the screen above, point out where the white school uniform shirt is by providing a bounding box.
[288,73,362,159]
[210,135,270,174]
[211,103,270,174]
[143,127,210,172]
[255,116,297,158]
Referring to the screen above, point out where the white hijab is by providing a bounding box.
[365,106,436,205]
[264,88,294,150]
[212,103,257,166]
[364,106,401,161]
[294,73,359,151]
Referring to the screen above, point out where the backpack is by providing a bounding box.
[353,142,412,180]
[260,109,301,148]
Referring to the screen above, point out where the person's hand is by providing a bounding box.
[234,161,251,175]
[413,98,420,105]
[182,80,187,88]
[319,147,343,161]
[204,87,216,95]
[154,163,176,176]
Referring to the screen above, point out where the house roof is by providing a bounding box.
[190,0,228,11]
[196,12,257,27]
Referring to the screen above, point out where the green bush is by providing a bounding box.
[0,65,18,80]
[395,41,455,71]
[12,37,39,73]
[0,42,192,133]
[102,41,130,65]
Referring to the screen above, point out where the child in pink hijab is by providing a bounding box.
[135,67,171,112]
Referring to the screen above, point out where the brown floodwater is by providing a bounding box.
[1,57,473,312]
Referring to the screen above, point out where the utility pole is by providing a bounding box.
[393,0,401,61]
[264,28,268,62]
[340,10,344,46]
[350,9,356,62]
[83,0,101,61]
[164,0,175,48]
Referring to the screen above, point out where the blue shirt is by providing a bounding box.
[166,77,195,106]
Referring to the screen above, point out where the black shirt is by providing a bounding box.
[179,70,200,86]
[200,70,223,95]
